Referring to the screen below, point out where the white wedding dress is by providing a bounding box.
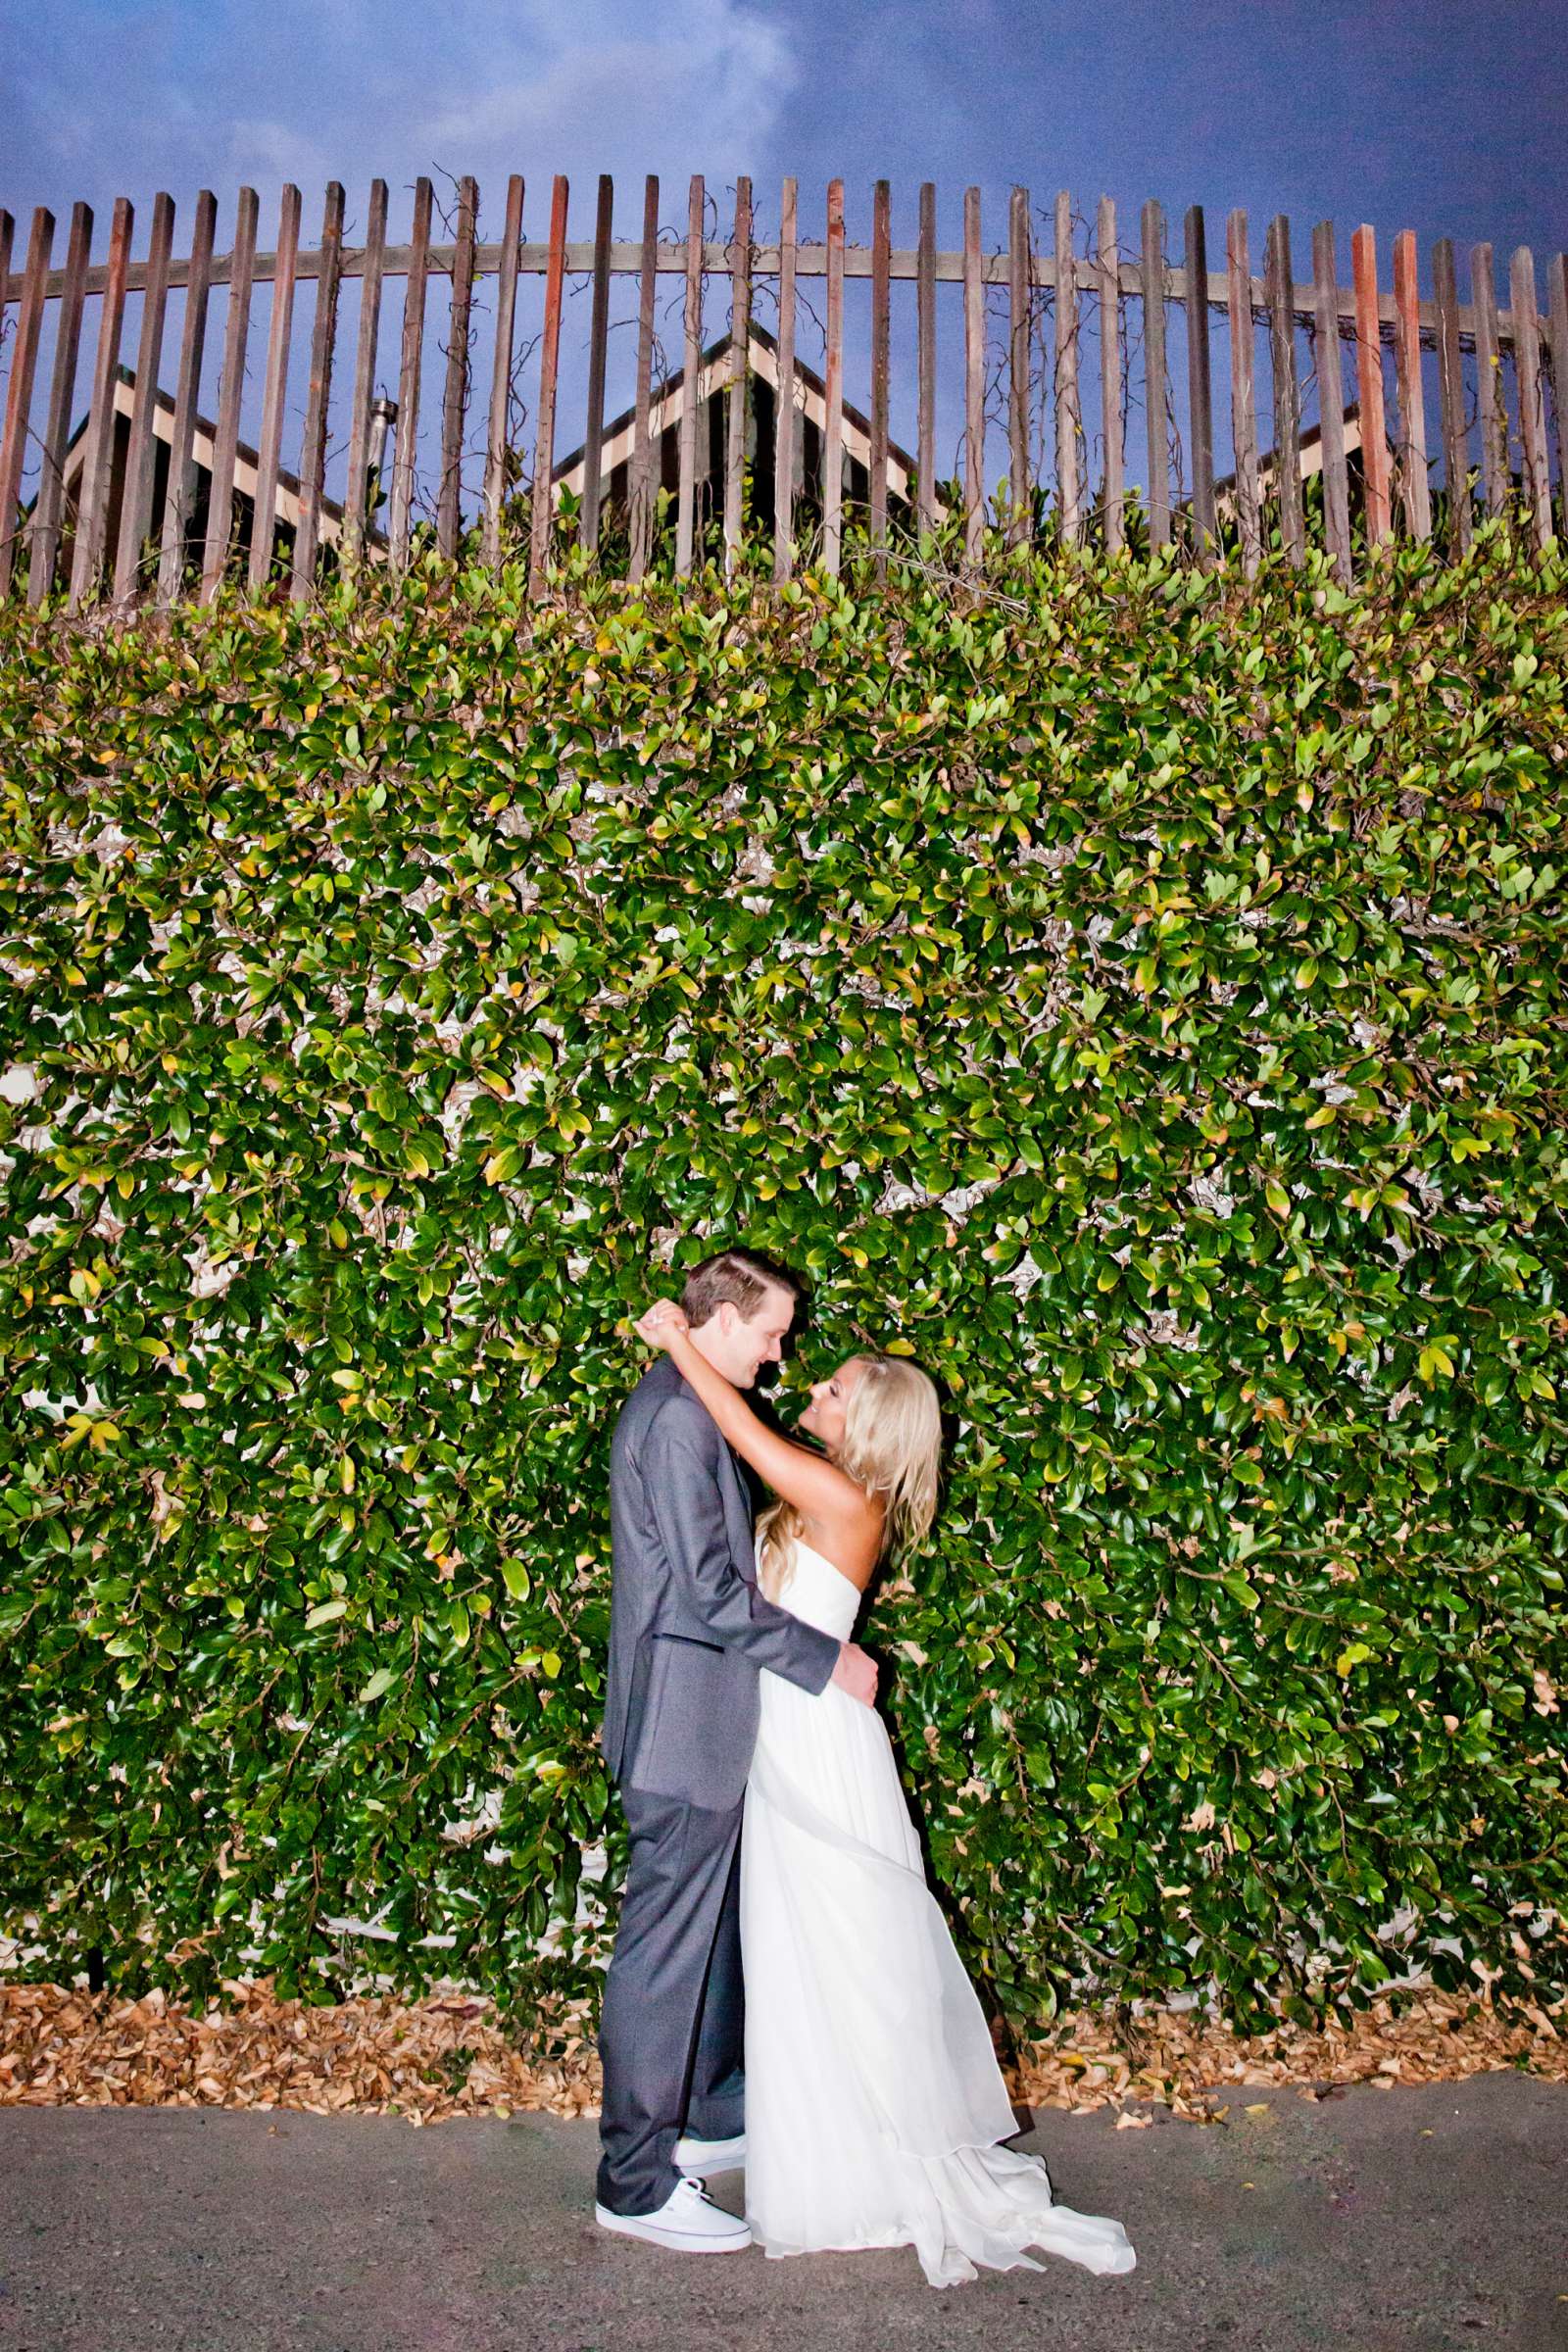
[740,1535,1138,2288]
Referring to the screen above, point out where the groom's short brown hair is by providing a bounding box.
[680,1248,804,1331]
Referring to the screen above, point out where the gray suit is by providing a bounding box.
[596,1356,840,2216]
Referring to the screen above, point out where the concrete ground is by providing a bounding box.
[2,2074,1564,2352]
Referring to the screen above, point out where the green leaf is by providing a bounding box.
[4,525,1561,2050]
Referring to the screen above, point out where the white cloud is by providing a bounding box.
[10,0,796,226]
[424,0,794,187]
[3,0,795,514]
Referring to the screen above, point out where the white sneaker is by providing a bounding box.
[595,2176,752,2254]
[673,2132,746,2175]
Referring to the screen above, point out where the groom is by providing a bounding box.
[594,1248,879,2252]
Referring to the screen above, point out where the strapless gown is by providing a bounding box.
[740,1535,1138,2289]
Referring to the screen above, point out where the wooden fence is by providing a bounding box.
[1,170,1565,612]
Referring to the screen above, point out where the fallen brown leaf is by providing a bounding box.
[1008,1984,1568,2124]
[1,1976,1562,2132]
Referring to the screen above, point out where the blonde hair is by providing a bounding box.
[758,1354,943,1600]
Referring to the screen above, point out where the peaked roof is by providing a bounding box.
[553,318,940,508]
[43,363,378,544]
[1204,401,1375,509]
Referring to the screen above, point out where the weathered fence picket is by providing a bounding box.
[1006,189,1029,544]
[1351,223,1392,547]
[157,187,217,605]
[114,188,174,601]
[68,194,132,608]
[1392,227,1431,543]
[962,185,983,564]
[1432,235,1470,559]
[631,173,659,584]
[1054,189,1082,547]
[0,206,53,600]
[1184,205,1215,555]
[771,175,799,582]
[580,175,613,560]
[294,180,345,596]
[248,181,300,590]
[1510,246,1551,550]
[30,200,92,606]
[916,182,937,537]
[1,168,1562,610]
[200,185,256,601]
[1226,208,1259,576]
[388,175,433,574]
[1265,215,1304,564]
[869,178,891,570]
[1549,254,1568,545]
[1312,219,1352,583]
[342,176,389,565]
[1471,242,1506,520]
[723,176,752,570]
[1097,195,1122,554]
[1141,198,1169,548]
[437,174,477,564]
[676,174,703,579]
[528,175,567,595]
[481,171,524,570]
[822,177,845,576]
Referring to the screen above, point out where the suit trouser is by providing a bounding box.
[596,1783,746,2216]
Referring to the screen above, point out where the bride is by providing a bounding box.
[634,1298,1138,2291]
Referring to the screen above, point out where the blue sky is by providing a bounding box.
[8,0,1563,262]
[4,0,1566,513]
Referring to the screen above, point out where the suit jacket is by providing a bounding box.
[603,1357,841,1812]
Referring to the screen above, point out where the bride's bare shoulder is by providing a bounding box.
[800,1495,884,1592]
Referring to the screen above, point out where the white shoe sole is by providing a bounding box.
[594,2202,752,2254]
[674,2138,747,2175]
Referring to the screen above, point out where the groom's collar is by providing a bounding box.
[640,1353,731,1439]
[640,1353,749,1478]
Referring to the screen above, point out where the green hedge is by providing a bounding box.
[2,526,1565,2039]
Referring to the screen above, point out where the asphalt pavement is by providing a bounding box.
[2,2071,1564,2352]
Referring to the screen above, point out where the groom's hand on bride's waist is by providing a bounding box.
[829,1642,878,1707]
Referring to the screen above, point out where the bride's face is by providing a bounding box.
[798,1360,862,1452]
